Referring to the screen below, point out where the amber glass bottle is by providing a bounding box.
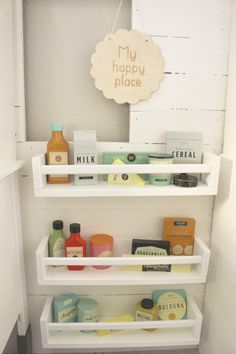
[47,123,69,184]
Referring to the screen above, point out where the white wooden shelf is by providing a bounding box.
[40,295,202,349]
[0,160,24,181]
[36,235,210,285]
[32,150,221,197]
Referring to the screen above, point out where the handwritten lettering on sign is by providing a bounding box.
[91,29,165,104]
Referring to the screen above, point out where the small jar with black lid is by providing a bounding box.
[148,153,174,186]
[136,298,158,331]
[173,173,198,187]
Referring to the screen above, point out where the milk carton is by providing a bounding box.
[74,130,97,185]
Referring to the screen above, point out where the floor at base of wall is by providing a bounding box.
[48,350,200,354]
[3,324,17,354]
[3,326,199,354]
[3,323,32,354]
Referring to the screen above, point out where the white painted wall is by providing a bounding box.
[23,0,131,142]
[0,176,19,354]
[131,0,231,155]
[0,0,16,164]
[201,1,236,354]
[17,0,232,353]
[0,1,20,352]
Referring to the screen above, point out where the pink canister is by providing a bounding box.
[89,234,113,269]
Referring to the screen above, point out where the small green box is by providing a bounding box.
[103,152,150,180]
[53,293,79,323]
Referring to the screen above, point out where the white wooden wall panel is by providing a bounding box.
[130,0,231,155]
[0,0,16,164]
[130,111,224,150]
[132,0,231,39]
[0,0,28,343]
[0,0,25,351]
[12,0,26,142]
[131,75,227,111]
[129,2,232,353]
[151,37,228,75]
[0,178,18,354]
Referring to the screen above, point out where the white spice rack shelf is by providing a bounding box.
[40,295,202,349]
[36,235,210,285]
[0,160,24,181]
[32,151,220,197]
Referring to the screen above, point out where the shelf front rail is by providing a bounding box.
[36,235,210,285]
[40,296,202,349]
[32,152,221,197]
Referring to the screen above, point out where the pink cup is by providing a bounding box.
[89,234,113,269]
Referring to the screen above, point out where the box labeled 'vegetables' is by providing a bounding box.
[132,239,171,272]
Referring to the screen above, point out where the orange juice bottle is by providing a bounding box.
[47,123,69,184]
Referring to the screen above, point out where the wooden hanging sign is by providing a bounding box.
[90,29,165,104]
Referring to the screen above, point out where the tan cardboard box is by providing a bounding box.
[163,217,195,256]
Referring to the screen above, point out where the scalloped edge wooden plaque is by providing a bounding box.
[90,29,165,104]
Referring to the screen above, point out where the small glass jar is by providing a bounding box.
[78,298,99,333]
[148,153,173,186]
[90,234,113,269]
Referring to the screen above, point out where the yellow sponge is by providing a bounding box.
[97,314,135,336]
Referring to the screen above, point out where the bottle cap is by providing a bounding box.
[140,298,154,309]
[51,123,63,131]
[70,223,81,233]
[52,220,63,230]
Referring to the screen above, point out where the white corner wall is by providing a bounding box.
[201,1,236,354]
[0,1,22,351]
[0,0,16,164]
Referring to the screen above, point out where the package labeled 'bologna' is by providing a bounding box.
[152,289,187,320]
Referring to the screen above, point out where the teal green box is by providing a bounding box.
[53,293,79,323]
[103,152,150,180]
[152,289,187,320]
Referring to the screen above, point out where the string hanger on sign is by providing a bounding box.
[111,0,124,33]
[136,0,147,34]
[111,0,147,34]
